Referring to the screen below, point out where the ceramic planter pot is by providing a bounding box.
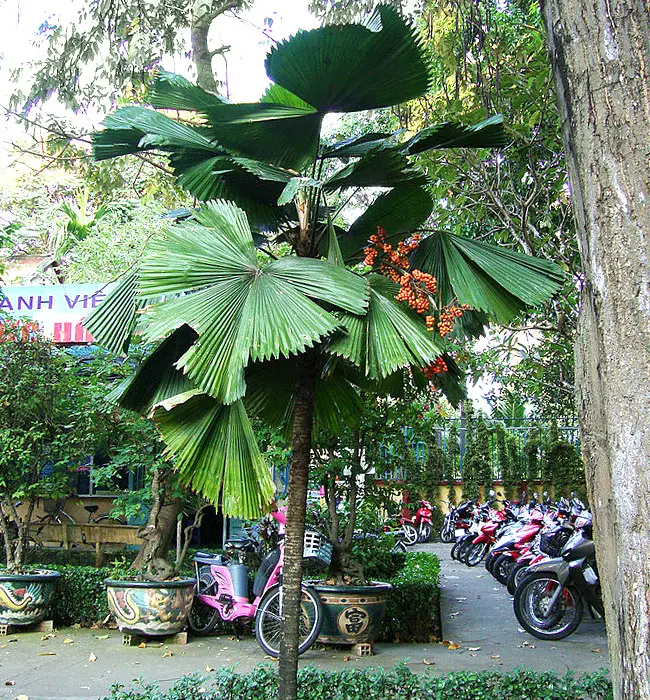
[312,582,392,644]
[105,578,195,636]
[0,570,60,626]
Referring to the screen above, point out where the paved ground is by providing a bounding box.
[0,543,608,700]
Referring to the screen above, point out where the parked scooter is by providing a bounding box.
[513,511,603,640]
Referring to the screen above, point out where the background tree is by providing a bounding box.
[540,3,650,695]
[0,316,100,571]
[8,0,250,116]
[86,8,563,697]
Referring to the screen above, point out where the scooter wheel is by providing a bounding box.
[418,522,433,543]
[507,561,531,595]
[492,553,516,585]
[402,522,419,546]
[513,573,584,640]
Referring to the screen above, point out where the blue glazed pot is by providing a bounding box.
[312,582,392,644]
[0,570,60,626]
[105,578,195,636]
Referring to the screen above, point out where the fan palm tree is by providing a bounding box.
[87,6,564,697]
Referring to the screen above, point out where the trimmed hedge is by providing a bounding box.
[46,565,111,625]
[380,551,441,643]
[103,666,613,700]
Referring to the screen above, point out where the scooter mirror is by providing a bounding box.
[489,489,495,497]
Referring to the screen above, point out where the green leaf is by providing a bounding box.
[83,270,140,355]
[154,396,275,518]
[326,274,443,378]
[113,326,198,414]
[411,231,565,322]
[341,185,434,262]
[202,102,322,170]
[265,5,431,113]
[326,218,344,267]
[92,106,218,160]
[136,201,368,403]
[174,156,292,231]
[244,359,361,434]
[149,69,228,111]
[323,146,425,191]
[321,132,395,158]
[404,115,508,155]
[277,177,303,205]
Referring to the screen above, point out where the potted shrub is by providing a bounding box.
[308,401,398,646]
[102,446,204,637]
[0,317,96,625]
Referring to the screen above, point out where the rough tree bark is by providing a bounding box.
[540,2,650,697]
[131,466,181,580]
[278,349,318,699]
[190,1,245,94]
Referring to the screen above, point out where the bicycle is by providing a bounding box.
[187,510,331,657]
[31,499,126,548]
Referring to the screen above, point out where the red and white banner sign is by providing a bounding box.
[0,283,114,343]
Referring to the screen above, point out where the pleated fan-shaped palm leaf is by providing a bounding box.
[89,4,564,525]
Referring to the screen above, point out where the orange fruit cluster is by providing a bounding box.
[395,273,431,313]
[422,357,448,378]
[364,228,423,276]
[364,227,439,319]
[437,304,470,337]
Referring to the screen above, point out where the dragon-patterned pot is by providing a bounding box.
[0,570,60,626]
[105,578,195,636]
[312,582,392,644]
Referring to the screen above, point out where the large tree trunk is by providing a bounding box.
[132,467,181,580]
[540,2,650,697]
[190,1,244,94]
[278,349,318,700]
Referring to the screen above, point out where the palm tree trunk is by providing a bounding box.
[278,349,318,700]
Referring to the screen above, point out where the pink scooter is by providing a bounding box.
[187,509,331,657]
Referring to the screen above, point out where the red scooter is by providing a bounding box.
[400,500,434,545]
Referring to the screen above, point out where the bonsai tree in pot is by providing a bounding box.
[90,402,206,634]
[0,315,97,625]
[87,6,564,694]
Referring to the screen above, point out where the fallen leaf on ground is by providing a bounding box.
[40,633,55,641]
[447,643,460,650]
[16,695,29,700]
[88,652,97,662]
[73,623,81,630]
[198,688,207,695]
[4,680,14,686]
[517,627,525,633]
[138,642,146,649]
[423,658,434,665]
[161,651,173,658]
[63,638,73,645]
[467,647,481,651]
[490,654,500,659]
[37,652,56,656]
[592,648,601,653]
[206,666,215,672]
[94,634,109,640]
[343,655,352,662]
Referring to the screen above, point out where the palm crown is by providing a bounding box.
[87,5,563,518]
